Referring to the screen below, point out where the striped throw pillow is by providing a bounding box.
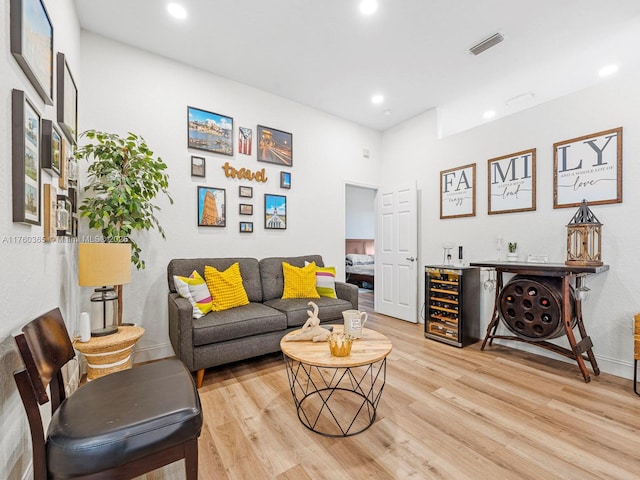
[305,261,337,298]
[173,271,213,318]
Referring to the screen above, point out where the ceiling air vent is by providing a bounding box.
[469,33,504,56]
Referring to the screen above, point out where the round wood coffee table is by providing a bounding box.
[280,325,392,437]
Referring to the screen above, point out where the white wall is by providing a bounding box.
[0,1,81,478]
[345,185,376,239]
[381,69,640,379]
[78,32,383,362]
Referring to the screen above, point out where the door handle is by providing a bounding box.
[406,256,416,262]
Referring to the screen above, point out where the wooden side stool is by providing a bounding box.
[635,313,640,396]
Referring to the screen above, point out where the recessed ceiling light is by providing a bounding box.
[167,3,187,20]
[483,110,496,120]
[360,0,378,15]
[598,64,618,77]
[383,109,392,116]
[371,94,384,104]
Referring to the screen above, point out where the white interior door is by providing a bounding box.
[375,184,418,322]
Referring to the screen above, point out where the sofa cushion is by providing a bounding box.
[282,261,320,299]
[173,271,213,318]
[168,258,262,302]
[192,302,286,346]
[204,263,250,311]
[260,255,324,301]
[264,297,352,328]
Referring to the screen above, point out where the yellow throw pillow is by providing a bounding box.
[204,263,250,312]
[282,261,321,299]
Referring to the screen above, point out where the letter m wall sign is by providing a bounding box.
[553,127,623,209]
[488,148,536,215]
[440,163,476,219]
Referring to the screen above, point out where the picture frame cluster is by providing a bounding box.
[9,0,79,239]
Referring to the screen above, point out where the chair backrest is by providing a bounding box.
[15,308,75,406]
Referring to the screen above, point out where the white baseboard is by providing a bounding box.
[492,338,635,380]
[133,342,175,364]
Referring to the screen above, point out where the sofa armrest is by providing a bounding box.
[168,293,195,371]
[335,281,358,309]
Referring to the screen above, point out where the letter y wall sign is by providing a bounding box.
[440,163,476,219]
[553,127,622,209]
[488,148,536,215]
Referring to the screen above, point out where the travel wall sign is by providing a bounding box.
[221,162,268,183]
[553,127,622,209]
[440,163,476,219]
[488,148,536,215]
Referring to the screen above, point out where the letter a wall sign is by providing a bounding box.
[553,127,622,209]
[440,163,476,219]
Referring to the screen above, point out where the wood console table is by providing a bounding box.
[470,261,609,382]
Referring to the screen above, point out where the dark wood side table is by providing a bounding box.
[470,261,609,383]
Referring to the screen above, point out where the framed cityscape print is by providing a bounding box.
[264,194,287,229]
[553,127,622,209]
[239,221,253,233]
[10,0,54,105]
[197,186,226,227]
[487,148,536,215]
[41,119,62,176]
[239,185,253,198]
[257,125,292,166]
[280,171,291,189]
[191,156,205,177]
[440,163,476,219]
[238,127,252,155]
[57,52,78,143]
[239,203,253,215]
[12,89,41,225]
[188,106,233,156]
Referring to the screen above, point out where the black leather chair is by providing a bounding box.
[13,308,203,479]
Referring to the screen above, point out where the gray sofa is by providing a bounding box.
[167,254,358,387]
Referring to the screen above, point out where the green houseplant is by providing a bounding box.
[75,130,173,269]
[507,242,518,261]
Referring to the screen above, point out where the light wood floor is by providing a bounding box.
[141,291,640,479]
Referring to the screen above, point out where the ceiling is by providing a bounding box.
[73,0,640,134]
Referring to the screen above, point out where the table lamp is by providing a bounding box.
[78,243,132,337]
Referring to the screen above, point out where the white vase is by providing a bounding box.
[507,252,518,262]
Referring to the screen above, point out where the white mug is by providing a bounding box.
[342,310,368,338]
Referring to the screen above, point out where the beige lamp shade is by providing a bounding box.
[78,243,132,286]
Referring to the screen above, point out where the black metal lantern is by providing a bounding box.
[566,200,603,266]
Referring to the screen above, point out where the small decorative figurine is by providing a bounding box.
[285,302,331,342]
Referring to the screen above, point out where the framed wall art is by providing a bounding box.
[188,106,233,155]
[239,185,253,198]
[191,156,205,177]
[257,125,292,166]
[440,163,476,219]
[238,127,252,155]
[239,203,253,215]
[264,194,287,230]
[58,137,69,190]
[56,194,72,236]
[197,186,226,227]
[553,127,622,209]
[239,222,253,233]
[43,183,57,242]
[41,119,62,176]
[487,148,536,215]
[12,89,41,225]
[280,171,291,189]
[56,52,78,144]
[10,0,54,105]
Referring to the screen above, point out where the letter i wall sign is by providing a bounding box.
[553,127,622,209]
